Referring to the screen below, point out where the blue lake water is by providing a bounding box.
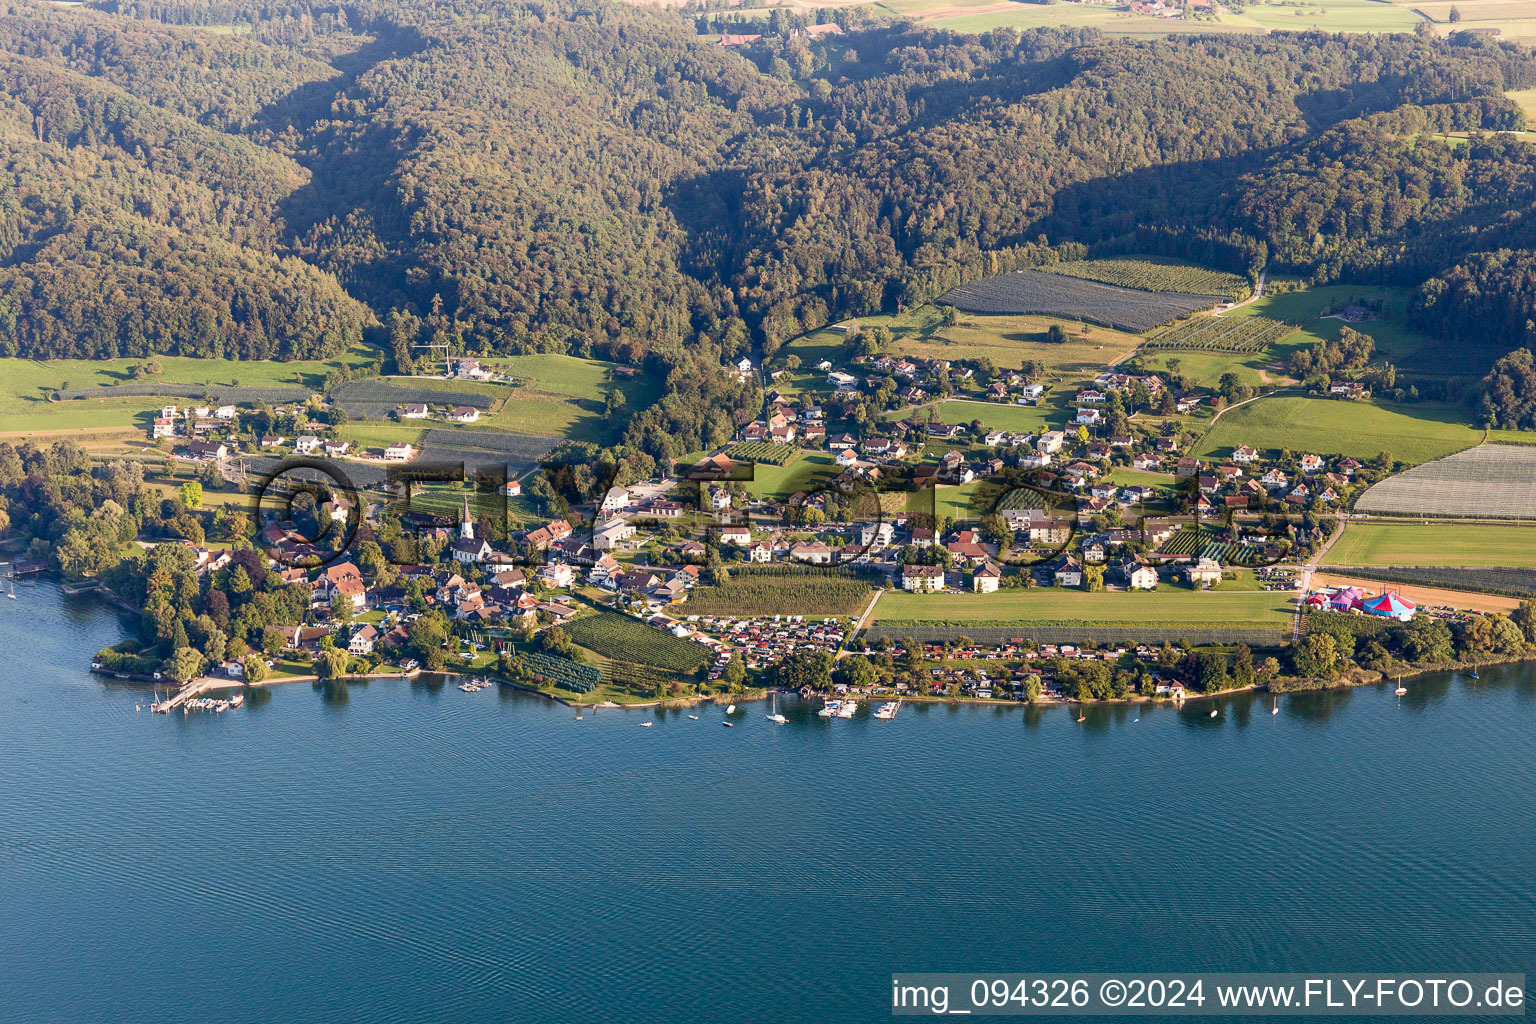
[3,581,1534,1023]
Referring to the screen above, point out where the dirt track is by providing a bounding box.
[1309,572,1523,615]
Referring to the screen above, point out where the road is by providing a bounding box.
[837,587,886,660]
[1291,516,1348,641]
[1212,268,1267,317]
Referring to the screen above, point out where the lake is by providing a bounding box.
[3,581,1534,1023]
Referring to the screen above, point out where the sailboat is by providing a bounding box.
[1271,698,1279,715]
[766,691,787,724]
[6,578,15,600]
[1469,667,1480,680]
[1394,676,1407,697]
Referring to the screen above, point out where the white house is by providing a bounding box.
[971,562,1001,594]
[348,625,378,655]
[1037,430,1066,453]
[401,403,429,419]
[901,563,945,592]
[322,439,349,457]
[294,435,320,455]
[1075,408,1103,427]
[384,443,414,460]
[593,518,637,551]
[1122,560,1158,590]
[448,406,480,424]
[214,405,236,420]
[1019,383,1045,402]
[152,418,177,439]
[502,478,522,498]
[719,524,751,546]
[827,370,859,388]
[599,486,631,514]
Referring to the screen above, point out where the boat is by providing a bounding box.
[6,579,15,600]
[1271,698,1279,714]
[817,700,842,718]
[687,714,699,720]
[873,701,898,720]
[1394,676,1407,697]
[766,691,787,724]
[639,721,653,728]
[837,700,857,718]
[1076,713,1086,723]
[1209,707,1218,718]
[725,704,737,715]
[229,693,244,708]
[1470,667,1480,680]
[722,721,734,728]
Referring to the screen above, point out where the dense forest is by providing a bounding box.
[8,0,1536,431]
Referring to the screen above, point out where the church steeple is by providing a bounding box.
[460,493,474,540]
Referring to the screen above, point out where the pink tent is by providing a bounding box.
[1363,592,1416,621]
[1330,586,1366,611]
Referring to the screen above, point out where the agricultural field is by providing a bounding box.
[914,2,1260,35]
[516,650,602,694]
[727,441,801,467]
[1193,396,1485,466]
[1321,522,1536,568]
[330,378,502,419]
[941,270,1222,333]
[472,354,662,442]
[401,484,540,527]
[1140,285,1437,389]
[683,571,873,617]
[1143,316,1294,354]
[780,304,1140,375]
[1237,0,1421,33]
[414,428,560,475]
[563,612,710,675]
[869,577,1295,628]
[1158,527,1267,566]
[0,345,376,435]
[1043,256,1250,301]
[1355,444,1536,518]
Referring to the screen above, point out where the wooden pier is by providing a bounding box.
[152,676,246,713]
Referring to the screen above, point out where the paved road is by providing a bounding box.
[1292,516,1348,640]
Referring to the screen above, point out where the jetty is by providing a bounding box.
[152,675,246,713]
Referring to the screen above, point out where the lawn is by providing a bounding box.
[1321,523,1536,568]
[0,346,376,435]
[1194,396,1485,466]
[934,399,1053,434]
[870,578,1295,627]
[743,451,840,500]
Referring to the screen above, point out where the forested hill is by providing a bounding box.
[5,0,1536,367]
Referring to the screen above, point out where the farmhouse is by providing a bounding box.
[401,403,429,419]
[384,442,414,460]
[448,406,481,423]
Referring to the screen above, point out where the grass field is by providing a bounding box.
[742,451,840,500]
[422,355,660,443]
[1321,523,1536,568]
[1137,285,1439,389]
[1194,396,1485,465]
[781,305,1140,376]
[0,346,376,435]
[870,577,1295,627]
[1238,0,1421,32]
[933,399,1052,434]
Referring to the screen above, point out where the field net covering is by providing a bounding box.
[939,269,1222,333]
[1356,444,1536,518]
